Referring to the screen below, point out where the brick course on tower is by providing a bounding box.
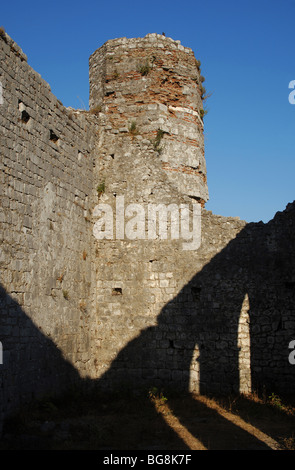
[89,33,209,204]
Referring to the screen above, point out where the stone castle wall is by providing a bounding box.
[0,31,295,429]
[0,31,98,421]
[91,124,295,397]
[89,112,249,395]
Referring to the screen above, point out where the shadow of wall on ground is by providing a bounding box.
[0,285,277,450]
[0,202,294,449]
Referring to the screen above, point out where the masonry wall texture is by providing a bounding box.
[0,31,295,430]
[89,34,208,204]
[0,31,98,422]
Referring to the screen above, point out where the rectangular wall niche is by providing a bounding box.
[112,287,122,295]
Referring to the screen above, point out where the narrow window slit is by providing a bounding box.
[21,109,30,123]
[18,101,30,123]
[50,129,59,143]
[191,286,201,301]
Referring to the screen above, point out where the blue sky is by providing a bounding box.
[1,0,294,223]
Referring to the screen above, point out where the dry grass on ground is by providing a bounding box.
[1,388,295,450]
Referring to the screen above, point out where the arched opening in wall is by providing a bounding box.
[238,293,251,394]
[189,344,200,394]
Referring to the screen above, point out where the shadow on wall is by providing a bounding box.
[98,202,295,397]
[0,284,82,420]
[0,202,295,448]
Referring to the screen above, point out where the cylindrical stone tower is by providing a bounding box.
[89,33,209,205]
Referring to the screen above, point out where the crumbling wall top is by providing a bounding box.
[90,33,194,55]
[0,28,27,62]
